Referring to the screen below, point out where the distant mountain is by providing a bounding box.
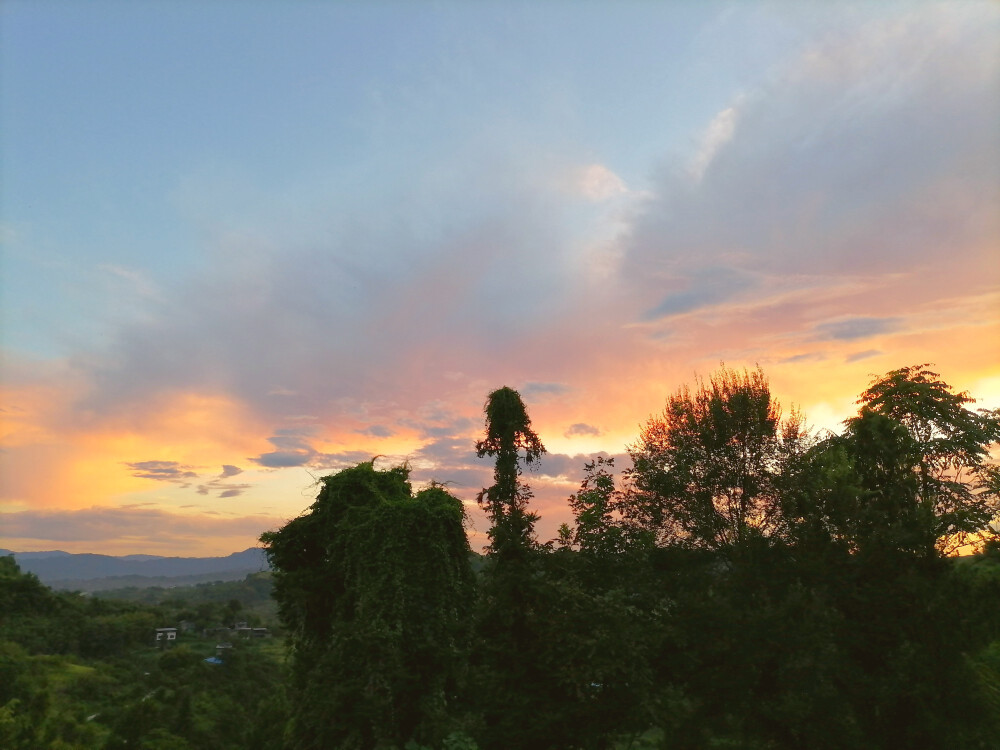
[4,548,269,591]
[2,549,75,560]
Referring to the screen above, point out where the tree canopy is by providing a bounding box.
[625,365,807,553]
[13,365,991,750]
[854,364,1000,553]
[260,461,474,750]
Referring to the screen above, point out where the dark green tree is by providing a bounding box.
[781,411,928,557]
[260,461,474,750]
[546,458,663,748]
[855,364,1000,554]
[773,367,1000,747]
[475,391,652,749]
[783,365,1000,558]
[476,386,546,559]
[473,387,566,749]
[563,457,642,557]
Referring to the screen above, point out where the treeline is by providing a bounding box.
[99,571,278,628]
[0,563,286,749]
[3,364,998,749]
[262,365,1000,750]
[0,556,160,659]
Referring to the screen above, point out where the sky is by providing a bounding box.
[1,0,998,557]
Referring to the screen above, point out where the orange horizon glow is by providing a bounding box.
[3,341,998,558]
[2,2,997,558]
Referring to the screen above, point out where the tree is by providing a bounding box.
[626,365,807,554]
[475,386,546,560]
[260,461,474,750]
[549,458,663,748]
[781,409,933,557]
[771,367,1000,746]
[854,364,1000,554]
[473,387,567,749]
[563,457,638,557]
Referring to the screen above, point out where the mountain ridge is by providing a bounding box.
[1,547,269,591]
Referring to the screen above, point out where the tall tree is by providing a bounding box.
[773,367,1000,747]
[626,365,807,554]
[474,387,561,749]
[552,457,661,747]
[854,364,1000,554]
[476,386,546,559]
[260,461,474,750]
[781,410,931,557]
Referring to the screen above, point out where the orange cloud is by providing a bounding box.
[1,387,266,511]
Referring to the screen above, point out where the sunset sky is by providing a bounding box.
[2,1,998,557]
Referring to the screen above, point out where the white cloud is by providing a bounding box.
[688,101,742,182]
[623,2,999,319]
[573,163,628,201]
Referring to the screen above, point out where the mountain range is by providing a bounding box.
[0,547,270,592]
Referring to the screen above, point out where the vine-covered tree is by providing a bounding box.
[474,387,564,749]
[260,461,474,750]
[476,386,546,560]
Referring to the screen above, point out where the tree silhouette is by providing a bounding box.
[855,364,1000,554]
[626,365,806,554]
[476,386,546,560]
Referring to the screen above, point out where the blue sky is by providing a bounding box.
[2,1,998,555]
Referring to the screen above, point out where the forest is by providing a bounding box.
[3,364,999,749]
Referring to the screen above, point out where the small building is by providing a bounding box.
[155,627,178,647]
[235,625,270,639]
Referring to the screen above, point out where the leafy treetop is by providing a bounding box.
[853,364,1000,553]
[476,386,546,558]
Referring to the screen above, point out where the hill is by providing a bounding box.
[1,547,269,591]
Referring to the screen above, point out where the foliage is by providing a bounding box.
[475,391,653,750]
[588,365,1000,747]
[854,364,1000,553]
[101,641,287,750]
[0,554,161,658]
[99,572,279,635]
[476,385,546,558]
[261,460,475,750]
[0,556,287,750]
[7,365,1000,749]
[626,365,808,553]
[471,387,556,749]
[564,457,642,556]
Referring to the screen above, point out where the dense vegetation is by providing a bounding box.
[4,364,999,748]
[0,563,286,749]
